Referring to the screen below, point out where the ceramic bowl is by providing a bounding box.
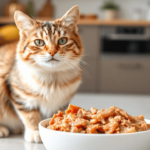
[39,118,150,150]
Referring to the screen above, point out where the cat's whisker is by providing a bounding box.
[65,58,90,78]
[39,56,47,58]
[61,55,87,65]
[65,60,80,72]
[67,57,87,65]
[80,65,91,78]
[64,61,78,73]
[31,62,38,67]
[64,59,79,70]
[64,58,78,66]
[39,56,49,60]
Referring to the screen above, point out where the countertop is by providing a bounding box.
[79,19,150,26]
[1,93,150,150]
[1,17,150,26]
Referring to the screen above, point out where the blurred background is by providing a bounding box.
[0,0,150,116]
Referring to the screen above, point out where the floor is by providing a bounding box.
[1,93,150,150]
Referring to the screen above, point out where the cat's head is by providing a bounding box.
[14,6,83,71]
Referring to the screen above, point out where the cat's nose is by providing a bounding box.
[49,50,57,56]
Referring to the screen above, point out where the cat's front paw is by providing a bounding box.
[0,126,9,137]
[24,129,42,143]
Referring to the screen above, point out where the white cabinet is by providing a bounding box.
[99,57,150,94]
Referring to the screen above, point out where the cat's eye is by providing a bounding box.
[58,38,67,45]
[34,39,45,46]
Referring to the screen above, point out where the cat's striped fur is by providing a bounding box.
[0,6,83,143]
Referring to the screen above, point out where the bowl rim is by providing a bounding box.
[39,118,150,137]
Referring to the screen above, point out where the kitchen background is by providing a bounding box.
[0,0,150,94]
[0,0,150,19]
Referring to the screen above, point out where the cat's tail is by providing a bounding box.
[0,42,23,136]
[0,41,18,113]
[0,42,17,112]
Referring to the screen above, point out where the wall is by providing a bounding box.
[0,0,148,19]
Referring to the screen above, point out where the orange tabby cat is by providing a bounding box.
[0,6,83,143]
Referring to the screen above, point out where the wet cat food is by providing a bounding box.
[48,104,150,134]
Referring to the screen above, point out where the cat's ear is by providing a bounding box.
[14,11,37,35]
[61,5,80,26]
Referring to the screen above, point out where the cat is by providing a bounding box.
[0,5,83,143]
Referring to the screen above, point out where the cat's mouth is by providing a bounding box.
[46,58,59,62]
[47,58,59,62]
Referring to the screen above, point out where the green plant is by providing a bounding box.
[101,0,119,11]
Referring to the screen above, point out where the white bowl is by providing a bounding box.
[39,118,150,150]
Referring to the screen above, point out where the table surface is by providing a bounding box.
[1,93,150,150]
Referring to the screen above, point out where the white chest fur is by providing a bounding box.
[16,62,81,119]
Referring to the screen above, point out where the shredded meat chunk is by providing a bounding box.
[48,104,150,134]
